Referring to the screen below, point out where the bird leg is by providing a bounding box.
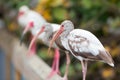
[47,48,60,79]
[62,51,70,80]
[81,60,88,80]
[54,49,60,74]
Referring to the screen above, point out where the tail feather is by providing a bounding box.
[98,50,114,67]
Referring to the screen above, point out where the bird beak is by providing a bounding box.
[28,26,45,52]
[20,24,31,45]
[48,25,64,53]
[20,33,24,45]
[18,11,24,18]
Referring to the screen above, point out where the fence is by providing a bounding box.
[0,28,62,80]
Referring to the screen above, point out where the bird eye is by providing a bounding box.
[42,26,45,29]
[61,25,64,27]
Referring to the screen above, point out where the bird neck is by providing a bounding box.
[59,29,72,50]
[60,29,72,39]
[60,31,70,50]
[31,27,39,35]
[43,30,53,45]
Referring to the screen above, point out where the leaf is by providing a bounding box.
[53,8,67,21]
[105,46,120,57]
[50,0,63,7]
[81,0,92,9]
[68,64,75,76]
[111,46,120,57]
[8,22,18,31]
[102,68,115,79]
[60,63,66,75]
[42,9,52,21]
[38,48,54,59]
[34,1,52,21]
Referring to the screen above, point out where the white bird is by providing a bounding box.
[28,23,70,80]
[49,20,114,80]
[18,5,46,54]
[18,5,61,78]
[18,5,46,29]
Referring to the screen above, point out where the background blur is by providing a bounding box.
[0,0,120,80]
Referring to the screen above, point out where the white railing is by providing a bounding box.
[0,28,62,80]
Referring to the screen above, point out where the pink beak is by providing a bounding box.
[18,11,24,18]
[48,25,64,53]
[28,26,45,52]
[20,22,34,45]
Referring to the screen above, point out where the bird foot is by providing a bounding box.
[46,61,60,79]
[27,51,35,56]
[47,69,61,79]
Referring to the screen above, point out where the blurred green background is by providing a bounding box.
[0,0,120,80]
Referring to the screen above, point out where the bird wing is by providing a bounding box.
[67,29,113,63]
[51,24,60,32]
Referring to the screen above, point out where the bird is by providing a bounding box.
[18,5,61,79]
[18,5,46,54]
[18,5,46,29]
[49,20,114,80]
[28,23,70,80]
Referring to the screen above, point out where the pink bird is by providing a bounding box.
[18,5,61,78]
[28,23,70,80]
[49,20,114,80]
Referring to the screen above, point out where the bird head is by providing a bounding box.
[61,20,74,31]
[43,23,53,33]
[49,20,73,46]
[48,20,74,53]
[28,23,52,53]
[18,5,29,18]
[20,21,34,45]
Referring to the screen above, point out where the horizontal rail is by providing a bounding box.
[0,28,62,80]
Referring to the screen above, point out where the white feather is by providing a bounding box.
[68,29,105,55]
[18,6,60,48]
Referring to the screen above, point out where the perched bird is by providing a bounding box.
[18,5,46,54]
[49,20,114,80]
[29,23,70,80]
[18,5,61,78]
